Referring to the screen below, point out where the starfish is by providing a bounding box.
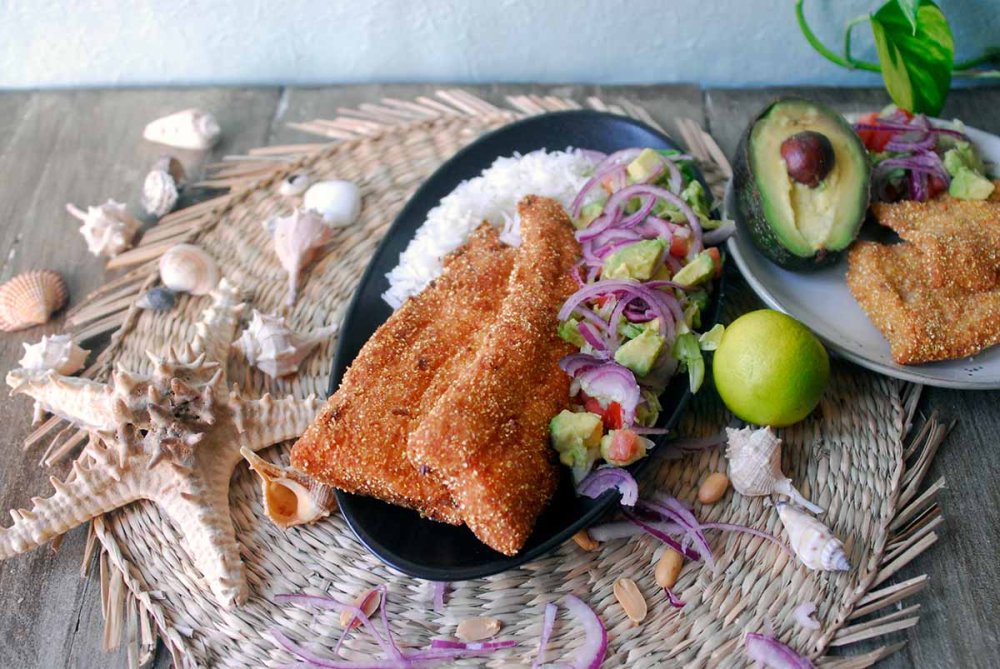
[0,279,322,607]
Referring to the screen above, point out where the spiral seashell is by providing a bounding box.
[136,287,177,311]
[158,244,219,296]
[65,200,140,258]
[725,426,823,513]
[0,270,68,332]
[143,109,220,150]
[141,157,185,217]
[19,334,89,375]
[776,501,850,571]
[302,180,361,228]
[279,172,311,197]
[267,208,333,305]
[241,447,335,529]
[232,310,337,379]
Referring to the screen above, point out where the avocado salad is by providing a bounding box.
[550,148,728,482]
[855,106,995,202]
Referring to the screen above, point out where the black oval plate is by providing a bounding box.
[331,110,721,581]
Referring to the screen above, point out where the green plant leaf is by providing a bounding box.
[871,0,954,115]
[895,0,920,34]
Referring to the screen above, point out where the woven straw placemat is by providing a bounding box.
[37,91,947,668]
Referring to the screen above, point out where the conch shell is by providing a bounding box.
[725,426,823,513]
[0,270,69,332]
[65,200,140,257]
[240,447,335,529]
[159,244,219,296]
[143,109,220,150]
[141,156,186,217]
[19,334,89,375]
[268,208,333,305]
[302,180,361,228]
[279,172,311,197]
[776,501,850,571]
[232,310,337,379]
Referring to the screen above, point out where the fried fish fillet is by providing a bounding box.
[407,196,579,555]
[871,198,1000,291]
[290,224,514,523]
[847,240,1000,364]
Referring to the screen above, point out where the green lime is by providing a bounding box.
[712,309,829,427]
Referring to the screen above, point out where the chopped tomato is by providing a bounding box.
[706,247,723,277]
[855,112,896,153]
[593,294,612,308]
[669,235,688,258]
[928,174,948,199]
[583,396,604,416]
[604,402,624,430]
[607,429,641,463]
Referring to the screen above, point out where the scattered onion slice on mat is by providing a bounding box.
[561,595,608,669]
[638,496,716,572]
[698,521,793,557]
[621,507,700,561]
[432,582,447,612]
[792,602,821,630]
[744,633,815,669]
[429,639,516,651]
[531,602,559,669]
[663,586,685,609]
[577,467,638,506]
[587,519,681,542]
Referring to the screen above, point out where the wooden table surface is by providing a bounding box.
[0,84,996,668]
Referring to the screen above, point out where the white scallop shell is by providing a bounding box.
[279,172,312,197]
[725,426,823,513]
[240,447,335,529]
[158,244,219,296]
[65,200,140,257]
[302,180,361,227]
[268,208,333,305]
[143,109,220,150]
[232,310,337,379]
[776,501,850,571]
[19,334,89,375]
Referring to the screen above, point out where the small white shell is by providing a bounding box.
[279,172,312,197]
[725,426,823,513]
[158,244,219,296]
[776,501,850,571]
[268,208,333,305]
[232,310,337,379]
[141,157,185,217]
[65,200,140,257]
[19,334,89,375]
[143,109,220,150]
[240,447,335,529]
[302,180,361,227]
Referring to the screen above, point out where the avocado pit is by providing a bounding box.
[780,131,835,188]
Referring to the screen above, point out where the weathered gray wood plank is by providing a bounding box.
[705,85,1000,669]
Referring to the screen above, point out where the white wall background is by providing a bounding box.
[0,0,997,89]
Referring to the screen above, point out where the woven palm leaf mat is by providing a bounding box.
[28,90,948,668]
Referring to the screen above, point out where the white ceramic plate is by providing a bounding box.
[724,122,1000,389]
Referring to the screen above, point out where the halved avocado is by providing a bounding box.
[733,98,870,269]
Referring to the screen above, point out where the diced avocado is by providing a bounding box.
[614,328,666,376]
[944,141,987,176]
[600,430,651,466]
[949,169,995,200]
[733,98,870,270]
[627,148,664,183]
[558,318,586,347]
[635,389,662,427]
[672,332,705,393]
[602,239,666,280]
[651,262,673,281]
[683,303,701,329]
[619,318,661,340]
[679,180,720,230]
[575,202,605,230]
[698,323,725,351]
[550,410,603,477]
[672,250,715,287]
[687,289,710,312]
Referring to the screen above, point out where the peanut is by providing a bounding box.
[613,577,647,624]
[456,617,502,642]
[339,587,382,629]
[572,529,600,552]
[698,472,730,504]
[654,548,684,589]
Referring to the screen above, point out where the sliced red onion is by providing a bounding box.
[577,466,639,506]
[578,321,609,352]
[275,592,400,660]
[698,522,793,557]
[432,582,447,612]
[429,639,516,651]
[588,519,682,541]
[664,586,685,609]
[744,633,815,669]
[791,602,820,630]
[576,363,641,424]
[639,496,716,572]
[559,353,604,377]
[702,220,735,245]
[853,120,966,139]
[570,149,643,217]
[621,508,700,560]
[562,595,607,669]
[271,628,408,669]
[531,602,558,669]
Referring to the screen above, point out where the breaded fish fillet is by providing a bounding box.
[871,198,1000,291]
[290,224,514,523]
[847,240,1000,364]
[407,196,579,555]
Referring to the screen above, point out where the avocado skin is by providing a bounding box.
[732,97,870,271]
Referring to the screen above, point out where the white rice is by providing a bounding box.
[382,148,597,308]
